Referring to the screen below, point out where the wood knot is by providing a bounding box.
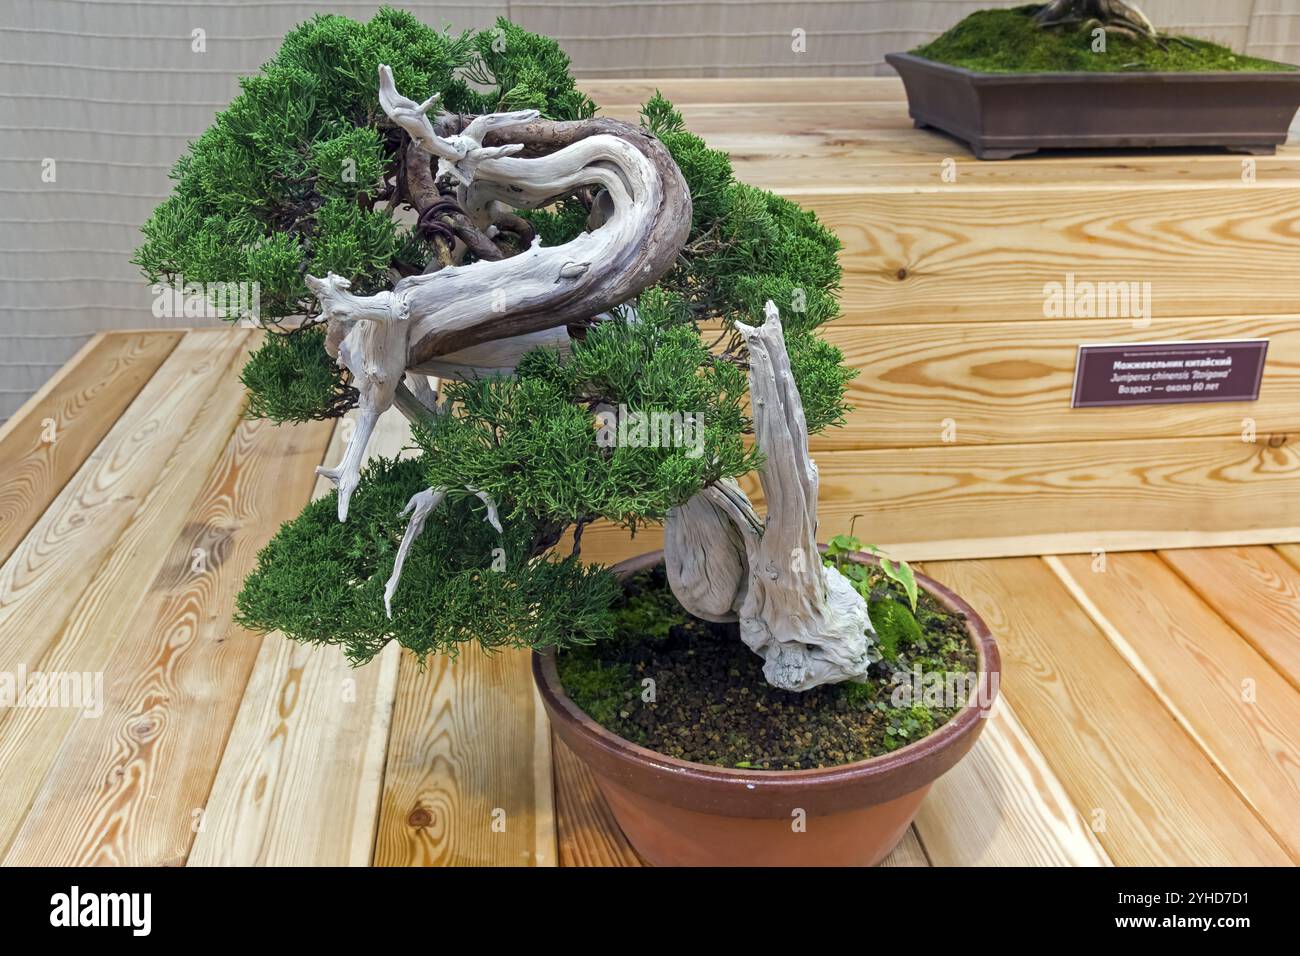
[1267,433,1289,448]
[407,807,434,828]
[895,267,908,281]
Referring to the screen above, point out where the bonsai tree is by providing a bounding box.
[135,10,870,692]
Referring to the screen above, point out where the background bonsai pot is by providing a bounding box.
[887,51,1300,159]
[533,549,1001,867]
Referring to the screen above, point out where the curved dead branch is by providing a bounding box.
[306,64,691,521]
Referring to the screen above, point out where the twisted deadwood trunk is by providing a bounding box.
[307,68,873,690]
[307,65,689,519]
[1032,0,1156,39]
[664,304,874,691]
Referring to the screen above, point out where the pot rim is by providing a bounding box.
[533,547,1001,795]
[885,50,1300,83]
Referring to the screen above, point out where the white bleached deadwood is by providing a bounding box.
[664,478,752,623]
[664,303,875,691]
[382,484,505,617]
[384,487,447,618]
[403,371,440,412]
[306,273,409,521]
[306,66,687,528]
[418,326,572,380]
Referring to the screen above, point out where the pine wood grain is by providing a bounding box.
[913,696,1110,866]
[879,827,930,867]
[373,650,555,866]
[2,413,332,865]
[553,734,643,867]
[0,329,249,680]
[596,98,1300,189]
[581,77,907,107]
[810,182,1300,325]
[810,314,1300,450]
[576,433,1300,564]
[1159,546,1300,693]
[1047,551,1300,863]
[923,556,1290,865]
[0,331,182,565]
[186,408,411,866]
[0,330,252,856]
[1276,543,1300,577]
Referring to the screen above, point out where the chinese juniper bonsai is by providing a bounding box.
[135,9,870,691]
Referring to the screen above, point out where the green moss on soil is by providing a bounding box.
[556,565,977,770]
[913,7,1294,74]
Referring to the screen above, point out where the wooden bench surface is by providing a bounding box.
[0,329,1297,866]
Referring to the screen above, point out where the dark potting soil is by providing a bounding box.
[913,7,1294,74]
[556,563,978,771]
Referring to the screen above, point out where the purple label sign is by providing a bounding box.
[1071,340,1268,408]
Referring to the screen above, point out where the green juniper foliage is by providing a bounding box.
[139,10,856,663]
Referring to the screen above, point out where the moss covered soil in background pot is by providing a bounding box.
[535,549,1000,867]
[913,7,1293,74]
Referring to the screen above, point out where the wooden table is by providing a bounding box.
[1,328,1298,866]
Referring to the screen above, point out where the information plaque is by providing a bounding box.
[1071,340,1268,408]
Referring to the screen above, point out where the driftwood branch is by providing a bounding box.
[307,64,690,526]
[664,303,875,691]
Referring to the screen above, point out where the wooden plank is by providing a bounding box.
[0,329,249,679]
[923,556,1289,865]
[577,433,1300,565]
[811,314,1300,450]
[1047,551,1300,862]
[0,331,182,565]
[553,734,642,867]
[878,828,930,868]
[810,183,1300,324]
[715,150,1300,195]
[1277,543,1300,577]
[581,77,907,107]
[1160,546,1300,692]
[2,413,333,865]
[0,330,252,856]
[187,408,411,866]
[373,651,555,866]
[913,696,1110,866]
[597,100,1300,189]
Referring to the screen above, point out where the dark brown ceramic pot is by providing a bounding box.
[886,51,1300,159]
[533,548,1000,867]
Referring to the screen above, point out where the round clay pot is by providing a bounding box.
[533,548,1000,867]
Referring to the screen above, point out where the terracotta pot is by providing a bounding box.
[533,548,1000,867]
